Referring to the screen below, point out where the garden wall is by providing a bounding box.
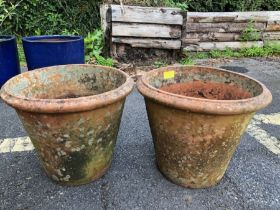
[101,4,280,60]
[183,11,280,51]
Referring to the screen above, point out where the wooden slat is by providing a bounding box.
[263,32,280,40]
[187,12,280,23]
[183,41,264,51]
[186,22,265,33]
[183,32,241,43]
[100,4,110,32]
[112,23,181,38]
[111,4,183,25]
[112,37,181,49]
[266,22,280,32]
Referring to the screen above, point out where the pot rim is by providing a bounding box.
[0,64,134,113]
[22,35,84,43]
[137,65,272,115]
[0,35,15,42]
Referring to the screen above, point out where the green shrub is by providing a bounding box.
[0,0,102,36]
[2,0,280,37]
[117,0,280,11]
[177,0,280,12]
[84,29,114,67]
[240,20,262,41]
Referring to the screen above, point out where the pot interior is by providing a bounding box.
[4,65,127,99]
[148,66,263,100]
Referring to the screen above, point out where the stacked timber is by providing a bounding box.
[101,5,280,55]
[104,4,183,54]
[183,11,280,51]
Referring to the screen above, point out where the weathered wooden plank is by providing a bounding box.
[263,32,280,40]
[100,4,110,32]
[183,32,241,43]
[183,41,264,51]
[112,23,181,38]
[266,22,280,32]
[100,4,112,57]
[112,37,181,49]
[187,11,280,23]
[186,22,265,33]
[111,4,183,25]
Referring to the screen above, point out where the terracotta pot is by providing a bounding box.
[137,66,272,188]
[1,64,134,185]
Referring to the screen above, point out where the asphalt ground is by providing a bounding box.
[0,58,279,210]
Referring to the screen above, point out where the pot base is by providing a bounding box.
[48,161,112,186]
[156,162,224,189]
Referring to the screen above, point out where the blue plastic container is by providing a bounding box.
[0,35,20,87]
[22,35,84,70]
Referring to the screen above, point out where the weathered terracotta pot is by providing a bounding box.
[137,66,272,188]
[1,64,134,185]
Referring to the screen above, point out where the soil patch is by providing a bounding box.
[160,81,252,100]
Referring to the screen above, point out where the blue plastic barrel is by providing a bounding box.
[22,35,85,70]
[0,35,20,87]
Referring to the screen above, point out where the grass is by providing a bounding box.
[181,42,280,65]
[17,40,26,67]
[153,42,280,67]
[180,57,196,65]
[154,60,168,68]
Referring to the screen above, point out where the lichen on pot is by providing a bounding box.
[1,64,134,185]
[137,65,272,188]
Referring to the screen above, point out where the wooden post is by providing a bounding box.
[100,4,112,57]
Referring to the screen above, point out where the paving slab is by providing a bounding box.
[0,58,279,210]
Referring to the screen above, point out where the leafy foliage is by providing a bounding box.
[1,0,280,36]
[106,0,280,11]
[84,30,114,67]
[240,20,262,41]
[154,60,168,68]
[0,0,23,34]
[174,0,280,12]
[0,0,102,36]
[180,57,196,65]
